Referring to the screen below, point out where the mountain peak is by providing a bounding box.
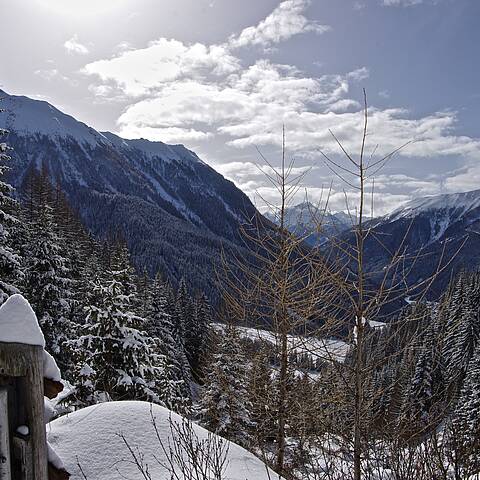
[0,90,203,166]
[0,89,107,146]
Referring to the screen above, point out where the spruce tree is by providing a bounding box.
[199,326,253,447]
[74,268,159,402]
[452,341,480,473]
[145,273,191,411]
[22,171,73,365]
[185,293,210,375]
[0,122,22,303]
[172,278,192,343]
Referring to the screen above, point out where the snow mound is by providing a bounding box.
[47,401,279,480]
[43,350,62,381]
[0,294,45,346]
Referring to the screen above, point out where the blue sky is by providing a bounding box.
[1,0,479,214]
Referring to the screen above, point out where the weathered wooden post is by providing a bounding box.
[0,387,12,480]
[0,295,49,480]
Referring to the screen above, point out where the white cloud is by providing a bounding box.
[80,0,480,211]
[64,34,89,55]
[120,125,212,143]
[228,0,330,49]
[84,38,240,96]
[109,53,480,161]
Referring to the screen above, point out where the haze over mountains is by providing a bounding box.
[0,89,258,300]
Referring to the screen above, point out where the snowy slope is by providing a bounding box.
[384,189,480,244]
[47,401,279,480]
[0,92,107,146]
[213,323,350,362]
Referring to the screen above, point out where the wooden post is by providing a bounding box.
[0,388,11,480]
[0,343,48,480]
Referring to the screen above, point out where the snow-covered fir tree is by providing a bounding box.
[74,267,160,403]
[452,341,480,471]
[248,346,275,446]
[22,171,73,365]
[0,122,22,303]
[401,323,435,427]
[184,293,211,375]
[199,325,253,447]
[145,273,191,411]
[172,278,192,342]
[442,274,480,390]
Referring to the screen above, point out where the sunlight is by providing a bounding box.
[36,0,131,17]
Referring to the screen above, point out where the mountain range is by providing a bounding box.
[264,202,352,246]
[279,192,480,300]
[0,89,259,300]
[2,88,479,304]
[359,190,480,298]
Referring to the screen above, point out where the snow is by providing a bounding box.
[102,131,201,165]
[387,189,480,224]
[43,350,62,381]
[0,90,106,147]
[213,323,350,363]
[47,400,279,480]
[44,399,56,424]
[16,425,29,436]
[47,442,65,470]
[0,294,45,346]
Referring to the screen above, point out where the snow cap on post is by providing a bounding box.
[0,294,45,347]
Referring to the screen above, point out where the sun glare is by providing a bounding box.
[36,0,130,17]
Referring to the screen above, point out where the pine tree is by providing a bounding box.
[443,275,479,386]
[74,268,160,402]
[199,326,253,447]
[402,323,435,428]
[248,347,275,446]
[145,273,191,411]
[172,278,192,342]
[185,293,211,376]
[0,122,22,303]
[452,341,480,473]
[22,171,73,365]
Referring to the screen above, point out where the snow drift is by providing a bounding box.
[47,400,279,480]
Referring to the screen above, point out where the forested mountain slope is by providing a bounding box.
[319,189,480,301]
[0,89,258,299]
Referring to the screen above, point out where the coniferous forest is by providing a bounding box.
[1,2,480,477]
[2,100,480,479]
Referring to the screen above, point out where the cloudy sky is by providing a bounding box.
[1,0,479,214]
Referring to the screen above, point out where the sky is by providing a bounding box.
[1,0,480,215]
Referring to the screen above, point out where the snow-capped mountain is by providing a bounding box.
[265,201,352,246]
[0,90,259,299]
[383,189,480,246]
[331,189,480,300]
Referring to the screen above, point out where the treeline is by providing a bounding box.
[0,127,211,413]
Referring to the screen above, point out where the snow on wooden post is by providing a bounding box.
[0,295,49,480]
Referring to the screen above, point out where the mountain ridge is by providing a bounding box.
[0,89,259,300]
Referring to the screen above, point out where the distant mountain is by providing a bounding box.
[0,90,260,300]
[265,202,352,246]
[331,189,480,300]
